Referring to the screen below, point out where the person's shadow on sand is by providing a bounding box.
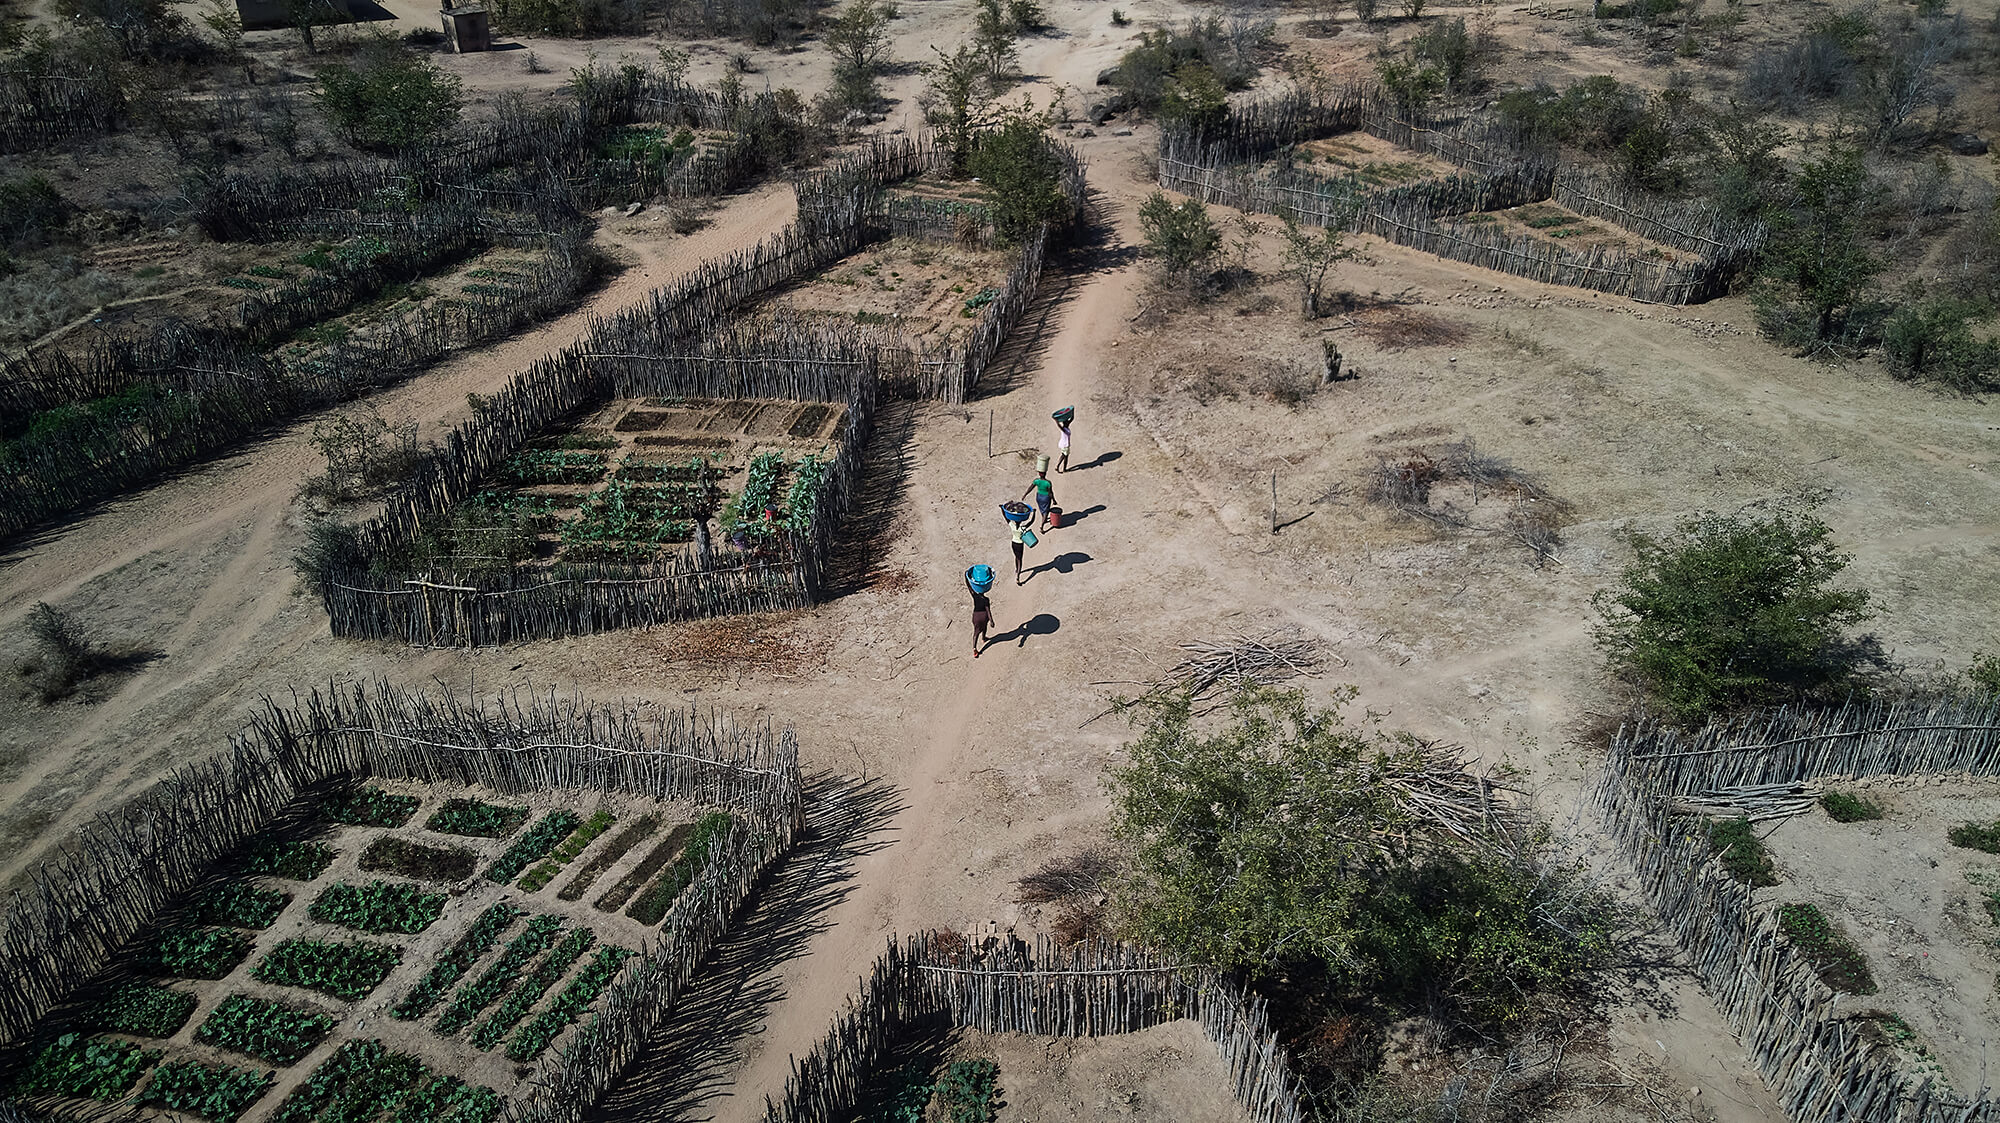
[988,613,1060,649]
[1065,451,1121,471]
[1030,551,1091,578]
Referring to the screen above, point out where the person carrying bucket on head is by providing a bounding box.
[1001,500,1034,585]
[1022,459,1057,534]
[1052,406,1074,473]
[965,564,995,656]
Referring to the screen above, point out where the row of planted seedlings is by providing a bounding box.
[3,778,744,1123]
[395,409,835,579]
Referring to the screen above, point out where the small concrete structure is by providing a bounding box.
[441,3,490,52]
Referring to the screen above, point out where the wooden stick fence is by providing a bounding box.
[762,935,1307,1123]
[1157,88,1763,306]
[0,229,598,545]
[320,128,1087,645]
[0,680,803,1059]
[1595,696,2000,1123]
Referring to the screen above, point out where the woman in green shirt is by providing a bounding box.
[1021,470,1056,533]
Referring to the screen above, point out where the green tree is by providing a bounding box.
[1108,688,1425,972]
[922,44,992,176]
[1138,191,1220,279]
[826,0,895,107]
[1376,57,1443,115]
[972,0,1016,80]
[1756,140,1882,348]
[1593,501,1879,722]
[1276,202,1357,318]
[1156,63,1227,134]
[315,40,463,151]
[967,104,1070,242]
[1108,688,1617,1031]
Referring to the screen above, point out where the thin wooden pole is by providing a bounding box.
[1270,472,1277,534]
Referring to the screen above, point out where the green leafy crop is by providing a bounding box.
[425,797,529,838]
[435,914,563,1035]
[505,944,632,1061]
[626,812,733,925]
[141,1059,273,1123]
[392,904,520,1021]
[148,927,255,980]
[193,994,336,1066]
[242,840,337,881]
[519,810,616,892]
[89,981,198,1038]
[1777,902,1876,994]
[12,1034,157,1100]
[191,881,292,929]
[321,786,420,828]
[470,927,596,1049]
[484,811,582,884]
[309,880,448,934]
[253,939,402,1002]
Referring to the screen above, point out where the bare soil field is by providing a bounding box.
[1762,779,2000,1095]
[755,236,1016,351]
[945,1022,1254,1123]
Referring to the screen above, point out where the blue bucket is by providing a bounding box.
[966,565,995,594]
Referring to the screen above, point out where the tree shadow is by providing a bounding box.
[584,774,905,1123]
[987,612,1060,648]
[1030,551,1091,578]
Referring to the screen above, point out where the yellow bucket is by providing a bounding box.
[1036,454,1050,474]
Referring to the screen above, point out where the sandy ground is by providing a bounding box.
[1762,779,2000,1096]
[7,0,2000,1120]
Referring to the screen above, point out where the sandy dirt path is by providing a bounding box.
[0,181,799,885]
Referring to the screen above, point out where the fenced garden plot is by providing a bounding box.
[1595,694,2000,1123]
[750,239,1019,359]
[395,397,850,578]
[760,934,1302,1123]
[0,681,803,1123]
[0,228,601,546]
[1156,88,1764,306]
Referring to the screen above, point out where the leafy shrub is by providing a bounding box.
[315,39,464,152]
[1138,191,1220,278]
[191,881,291,929]
[141,1059,273,1123]
[1108,687,1618,1034]
[1777,902,1876,994]
[1708,817,1780,886]
[936,1058,1002,1123]
[193,995,335,1066]
[392,904,519,1020]
[436,914,563,1034]
[485,810,582,884]
[0,174,71,248]
[253,939,402,1002]
[242,840,337,881]
[1949,820,2000,854]
[968,108,1073,244]
[506,945,632,1060]
[1592,502,1878,723]
[361,837,478,883]
[321,785,420,828]
[470,927,596,1049]
[519,810,616,891]
[1819,791,1885,822]
[12,1033,157,1099]
[1881,299,2000,392]
[1114,17,1269,110]
[148,927,255,979]
[1972,653,2000,696]
[310,880,448,934]
[90,982,198,1038]
[626,812,735,925]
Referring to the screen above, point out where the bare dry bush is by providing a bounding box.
[1018,847,1117,945]
[301,410,427,502]
[1349,304,1470,351]
[1368,438,1574,566]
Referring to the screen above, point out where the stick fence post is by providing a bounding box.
[1270,472,1277,534]
[988,410,994,459]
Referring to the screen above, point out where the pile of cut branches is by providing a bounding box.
[1087,629,1337,724]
